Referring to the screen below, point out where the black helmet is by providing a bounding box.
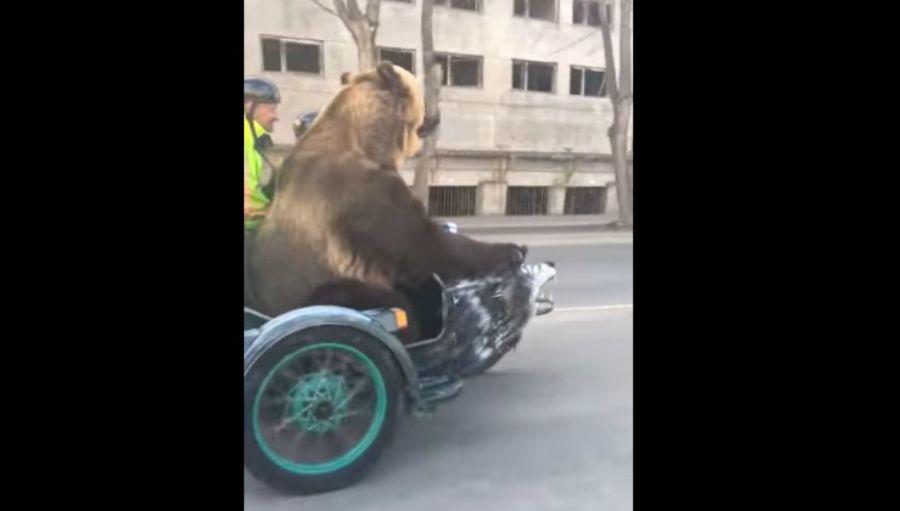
[293,110,318,130]
[244,77,281,104]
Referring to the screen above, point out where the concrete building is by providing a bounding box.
[244,0,632,216]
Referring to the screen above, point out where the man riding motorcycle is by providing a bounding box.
[244,77,280,231]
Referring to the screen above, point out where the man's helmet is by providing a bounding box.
[244,77,281,104]
[293,110,318,138]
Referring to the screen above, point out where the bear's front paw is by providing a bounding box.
[499,243,528,267]
[515,244,529,263]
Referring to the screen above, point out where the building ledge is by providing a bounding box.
[272,144,632,163]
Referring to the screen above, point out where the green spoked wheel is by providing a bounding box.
[245,326,401,495]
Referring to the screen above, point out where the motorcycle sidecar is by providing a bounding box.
[244,262,555,495]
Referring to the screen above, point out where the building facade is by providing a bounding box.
[244,0,631,216]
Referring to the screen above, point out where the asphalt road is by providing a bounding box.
[245,236,633,510]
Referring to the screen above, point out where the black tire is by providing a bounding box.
[244,325,401,495]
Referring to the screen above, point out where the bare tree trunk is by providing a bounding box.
[412,0,440,208]
[619,0,633,217]
[355,27,377,71]
[322,0,381,71]
[599,0,633,227]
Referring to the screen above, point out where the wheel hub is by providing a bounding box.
[288,371,350,434]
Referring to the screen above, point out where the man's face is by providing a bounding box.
[249,102,279,133]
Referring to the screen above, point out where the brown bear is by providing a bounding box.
[245,62,526,342]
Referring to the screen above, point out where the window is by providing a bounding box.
[435,54,482,87]
[284,42,320,73]
[378,47,415,74]
[570,66,607,96]
[514,0,557,22]
[512,60,556,93]
[260,36,322,74]
[261,38,281,72]
[435,0,482,10]
[506,187,549,215]
[429,186,477,216]
[573,1,613,28]
[564,187,607,214]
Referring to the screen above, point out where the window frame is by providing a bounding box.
[512,59,558,94]
[435,0,483,12]
[572,0,614,30]
[434,52,484,88]
[569,65,608,97]
[259,35,324,75]
[378,46,417,75]
[513,0,559,23]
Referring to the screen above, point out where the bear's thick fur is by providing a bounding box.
[245,63,525,342]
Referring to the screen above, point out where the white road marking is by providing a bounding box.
[535,304,634,321]
[551,304,633,313]
[473,235,633,247]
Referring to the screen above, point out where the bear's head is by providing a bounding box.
[296,62,438,169]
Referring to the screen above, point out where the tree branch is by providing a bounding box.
[346,0,365,20]
[331,0,358,41]
[307,0,338,17]
[365,0,381,27]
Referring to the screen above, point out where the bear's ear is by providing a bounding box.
[376,61,408,98]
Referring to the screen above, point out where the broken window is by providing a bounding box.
[570,65,607,97]
[514,0,557,22]
[260,36,322,74]
[436,53,482,87]
[573,1,613,28]
[378,47,416,75]
[435,0,482,10]
[512,60,556,93]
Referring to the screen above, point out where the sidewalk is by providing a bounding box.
[433,214,623,231]
[432,214,632,246]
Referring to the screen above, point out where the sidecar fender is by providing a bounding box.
[243,305,420,393]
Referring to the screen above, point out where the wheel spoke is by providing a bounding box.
[273,403,315,434]
[258,395,292,409]
[336,376,370,410]
[321,349,336,372]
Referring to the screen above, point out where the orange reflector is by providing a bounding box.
[392,308,408,330]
